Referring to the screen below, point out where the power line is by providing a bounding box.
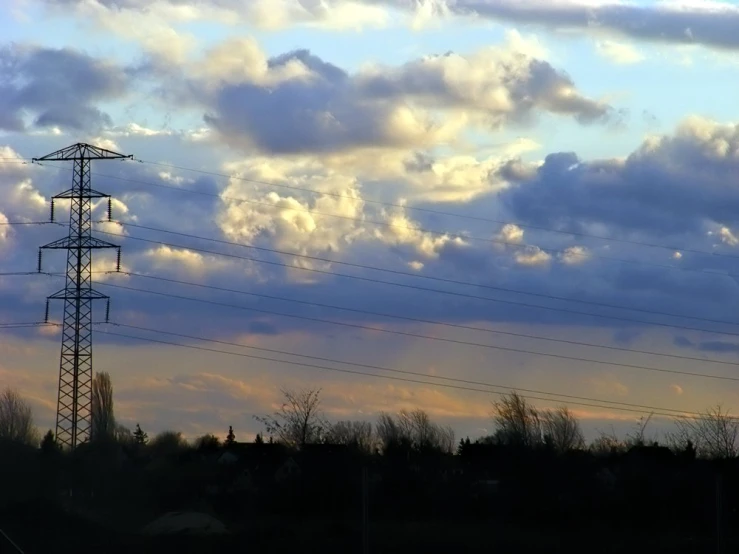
[90,279,739,383]
[109,221,739,329]
[95,325,718,421]
[92,230,739,338]
[33,161,739,278]
[31,267,739,367]
[108,321,718,418]
[0,221,61,226]
[116,271,739,368]
[0,528,25,554]
[29,267,739,368]
[0,322,56,329]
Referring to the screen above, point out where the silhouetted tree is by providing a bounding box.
[226,425,236,446]
[133,423,148,446]
[491,392,541,448]
[115,424,133,446]
[682,439,696,460]
[327,420,375,453]
[0,387,37,445]
[150,430,188,457]
[255,433,264,445]
[40,429,58,455]
[195,433,220,451]
[541,406,585,452]
[667,405,739,459]
[255,388,329,448]
[626,413,654,447]
[91,372,116,442]
[376,409,454,454]
[456,437,471,456]
[589,427,626,456]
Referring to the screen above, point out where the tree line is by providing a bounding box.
[2,374,739,459]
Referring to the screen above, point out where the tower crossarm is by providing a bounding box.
[32,143,133,162]
[47,288,110,301]
[41,236,120,250]
[53,188,111,200]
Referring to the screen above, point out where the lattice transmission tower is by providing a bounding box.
[35,143,132,450]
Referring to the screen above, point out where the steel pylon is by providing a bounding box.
[35,143,132,450]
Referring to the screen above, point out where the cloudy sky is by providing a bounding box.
[3,0,739,443]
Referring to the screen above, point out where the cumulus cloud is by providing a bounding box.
[496,223,524,244]
[317,146,519,204]
[216,156,469,265]
[501,117,739,242]
[198,36,612,155]
[217,158,366,263]
[372,207,464,259]
[559,245,589,265]
[670,384,684,396]
[514,245,551,267]
[0,44,128,132]
[144,245,231,275]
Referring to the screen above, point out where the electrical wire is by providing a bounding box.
[0,221,58,226]
[108,220,739,328]
[88,279,739,383]
[9,157,739,414]
[113,270,739,368]
[107,321,718,418]
[95,325,718,421]
[29,268,739,367]
[0,322,56,329]
[92,230,739,338]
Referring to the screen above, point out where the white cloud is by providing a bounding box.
[719,226,739,246]
[144,245,230,275]
[410,0,451,30]
[243,0,391,31]
[559,245,589,265]
[0,212,9,244]
[496,223,524,245]
[374,207,464,259]
[596,40,645,64]
[217,158,366,264]
[514,245,552,266]
[197,36,612,156]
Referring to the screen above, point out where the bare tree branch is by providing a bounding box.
[376,409,454,454]
[255,388,329,448]
[541,406,585,452]
[491,391,542,448]
[667,405,739,459]
[327,420,376,453]
[0,388,37,446]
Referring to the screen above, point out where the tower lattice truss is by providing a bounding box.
[35,143,131,450]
